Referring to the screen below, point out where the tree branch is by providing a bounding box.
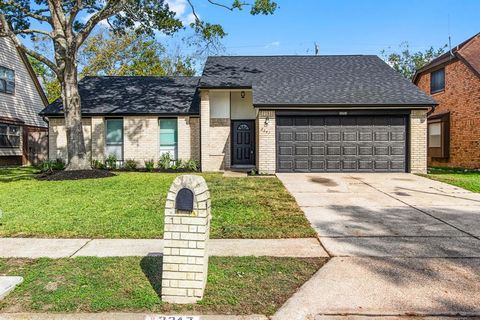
[0,15,60,76]
[4,0,51,22]
[75,0,126,47]
[14,29,54,38]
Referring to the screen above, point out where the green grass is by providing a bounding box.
[0,256,327,315]
[0,167,315,239]
[420,167,480,193]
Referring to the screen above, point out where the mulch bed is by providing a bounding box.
[37,169,116,181]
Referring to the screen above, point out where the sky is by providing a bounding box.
[169,0,480,56]
[19,0,480,60]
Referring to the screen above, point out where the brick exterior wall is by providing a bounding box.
[257,110,276,174]
[200,91,210,172]
[123,116,159,163]
[48,117,92,162]
[48,115,199,166]
[199,91,231,172]
[409,110,428,173]
[177,116,200,162]
[91,117,105,162]
[415,59,480,168]
[189,117,201,162]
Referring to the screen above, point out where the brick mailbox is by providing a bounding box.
[162,175,211,304]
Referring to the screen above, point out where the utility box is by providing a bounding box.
[162,175,211,304]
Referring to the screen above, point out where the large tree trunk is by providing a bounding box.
[62,61,90,171]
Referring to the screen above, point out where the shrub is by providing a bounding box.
[185,159,199,172]
[38,159,65,173]
[158,153,173,170]
[105,154,117,170]
[144,159,155,172]
[92,159,106,170]
[124,159,138,171]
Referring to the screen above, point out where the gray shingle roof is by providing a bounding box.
[40,76,200,116]
[200,55,437,106]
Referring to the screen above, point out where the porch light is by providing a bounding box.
[241,91,245,99]
[264,116,270,126]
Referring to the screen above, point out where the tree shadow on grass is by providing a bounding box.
[140,254,163,298]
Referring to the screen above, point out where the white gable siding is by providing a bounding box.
[0,37,46,127]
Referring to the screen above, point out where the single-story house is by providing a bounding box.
[40,55,436,173]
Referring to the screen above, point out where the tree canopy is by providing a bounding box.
[80,30,196,77]
[381,42,447,79]
[0,0,277,170]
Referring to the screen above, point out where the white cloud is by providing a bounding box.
[166,0,197,25]
[265,41,281,48]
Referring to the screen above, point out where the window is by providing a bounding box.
[0,66,15,94]
[428,122,441,147]
[159,118,177,159]
[430,68,445,94]
[0,123,21,148]
[428,113,450,158]
[105,118,123,160]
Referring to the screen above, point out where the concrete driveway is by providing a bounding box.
[274,173,480,319]
[278,173,480,257]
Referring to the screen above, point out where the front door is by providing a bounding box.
[232,120,255,166]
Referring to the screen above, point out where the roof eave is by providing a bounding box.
[253,103,437,109]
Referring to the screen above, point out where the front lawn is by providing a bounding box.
[0,256,327,315]
[421,167,480,193]
[0,167,315,239]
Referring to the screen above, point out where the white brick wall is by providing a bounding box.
[48,117,91,162]
[48,115,200,165]
[123,116,159,163]
[257,110,276,174]
[162,175,211,304]
[410,109,428,173]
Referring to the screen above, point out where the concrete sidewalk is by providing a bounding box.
[0,238,328,258]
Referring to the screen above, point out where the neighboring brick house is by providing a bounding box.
[42,55,436,173]
[0,34,48,166]
[413,33,480,169]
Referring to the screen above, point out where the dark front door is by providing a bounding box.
[232,120,255,166]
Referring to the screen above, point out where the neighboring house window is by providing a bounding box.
[428,122,441,148]
[159,118,177,159]
[430,68,445,94]
[105,118,123,160]
[0,123,21,148]
[428,113,450,158]
[0,66,15,94]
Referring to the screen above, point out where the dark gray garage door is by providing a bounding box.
[277,115,407,172]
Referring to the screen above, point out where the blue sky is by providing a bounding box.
[21,0,479,58]
[179,0,479,56]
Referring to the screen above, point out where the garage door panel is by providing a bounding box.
[391,132,405,141]
[278,146,293,156]
[311,146,325,155]
[343,160,357,170]
[311,160,325,170]
[311,132,325,141]
[278,132,293,142]
[343,131,357,141]
[326,132,340,142]
[276,115,407,172]
[343,146,357,156]
[295,146,309,156]
[391,146,405,155]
